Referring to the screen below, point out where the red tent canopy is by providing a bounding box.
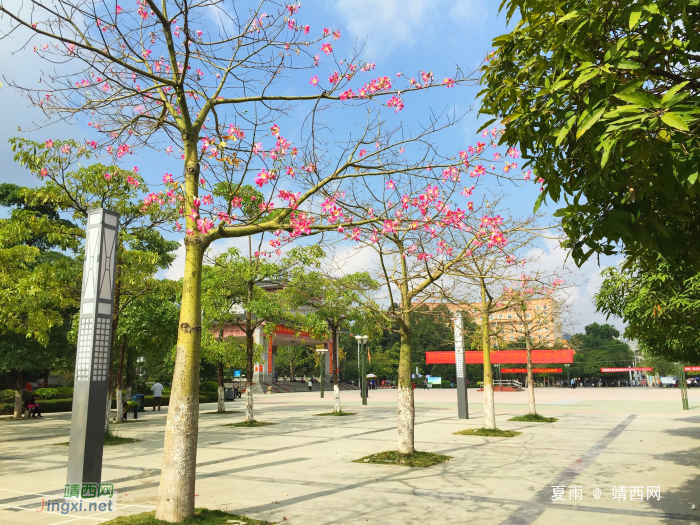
[426,349,574,365]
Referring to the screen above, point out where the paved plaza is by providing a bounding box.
[1,387,700,524]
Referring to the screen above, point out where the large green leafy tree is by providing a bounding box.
[283,270,375,413]
[569,323,634,378]
[202,246,320,422]
[12,138,178,426]
[596,259,700,362]
[480,0,700,265]
[0,184,80,417]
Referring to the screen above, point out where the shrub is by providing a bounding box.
[199,392,219,403]
[199,381,219,392]
[0,403,14,415]
[441,380,452,388]
[0,389,15,403]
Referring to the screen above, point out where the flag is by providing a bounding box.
[368,347,371,364]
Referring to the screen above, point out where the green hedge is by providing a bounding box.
[0,398,73,415]
[199,381,219,392]
[1,393,221,416]
[34,387,74,399]
[0,390,15,403]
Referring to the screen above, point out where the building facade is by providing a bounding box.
[422,297,566,348]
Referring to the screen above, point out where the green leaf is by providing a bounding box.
[550,79,572,92]
[688,171,699,186]
[573,69,600,89]
[557,10,585,25]
[660,112,689,131]
[629,7,642,29]
[614,92,654,108]
[563,43,596,64]
[577,107,606,139]
[661,82,689,106]
[609,59,642,70]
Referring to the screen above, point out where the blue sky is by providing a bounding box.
[0,0,624,334]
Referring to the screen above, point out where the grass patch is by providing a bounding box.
[56,428,140,446]
[314,411,357,416]
[224,420,276,428]
[508,414,558,423]
[353,450,451,467]
[101,508,272,525]
[454,428,521,438]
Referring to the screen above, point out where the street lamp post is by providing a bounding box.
[316,348,329,398]
[67,209,120,485]
[355,335,369,405]
[565,363,570,386]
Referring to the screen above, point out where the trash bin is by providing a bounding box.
[224,388,234,401]
[131,394,145,412]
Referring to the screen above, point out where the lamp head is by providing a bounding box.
[315,348,329,354]
[361,335,369,342]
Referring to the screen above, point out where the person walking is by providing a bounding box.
[308,379,313,392]
[151,380,164,411]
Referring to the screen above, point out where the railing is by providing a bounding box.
[494,379,522,390]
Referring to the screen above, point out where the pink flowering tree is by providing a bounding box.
[0,1,526,520]
[495,275,572,417]
[443,208,565,430]
[332,139,524,454]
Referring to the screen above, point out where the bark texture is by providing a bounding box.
[481,290,496,429]
[155,237,204,522]
[397,325,414,454]
[331,328,341,413]
[217,361,225,413]
[525,335,536,416]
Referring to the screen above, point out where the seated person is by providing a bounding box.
[25,395,42,418]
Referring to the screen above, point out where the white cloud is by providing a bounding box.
[333,0,488,59]
[521,238,625,335]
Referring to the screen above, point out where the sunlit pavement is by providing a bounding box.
[1,386,699,524]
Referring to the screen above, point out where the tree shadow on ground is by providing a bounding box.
[652,422,700,522]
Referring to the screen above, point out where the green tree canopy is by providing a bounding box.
[480,0,700,266]
[595,258,700,362]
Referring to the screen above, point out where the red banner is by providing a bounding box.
[600,367,652,373]
[426,349,574,365]
[329,339,334,376]
[685,366,700,372]
[268,338,273,374]
[502,368,562,374]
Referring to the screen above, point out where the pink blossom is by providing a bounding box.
[443,78,455,88]
[60,144,71,154]
[310,75,319,85]
[132,166,139,173]
[163,173,174,184]
[40,168,49,178]
[255,169,276,187]
[303,25,310,34]
[386,180,396,190]
[328,71,340,84]
[44,139,54,149]
[333,30,341,40]
[358,149,367,157]
[197,218,214,234]
[339,89,354,100]
[175,222,182,232]
[469,165,486,178]
[126,176,140,188]
[387,95,404,112]
[321,43,333,55]
[202,194,214,205]
[104,172,112,181]
[323,28,330,36]
[252,142,263,155]
[231,197,242,208]
[196,30,203,38]
[192,197,201,209]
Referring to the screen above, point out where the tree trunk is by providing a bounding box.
[397,315,414,454]
[155,237,205,522]
[217,361,225,413]
[107,263,121,431]
[481,286,496,429]
[331,326,341,414]
[525,333,536,416]
[13,371,23,419]
[245,324,254,423]
[115,337,127,424]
